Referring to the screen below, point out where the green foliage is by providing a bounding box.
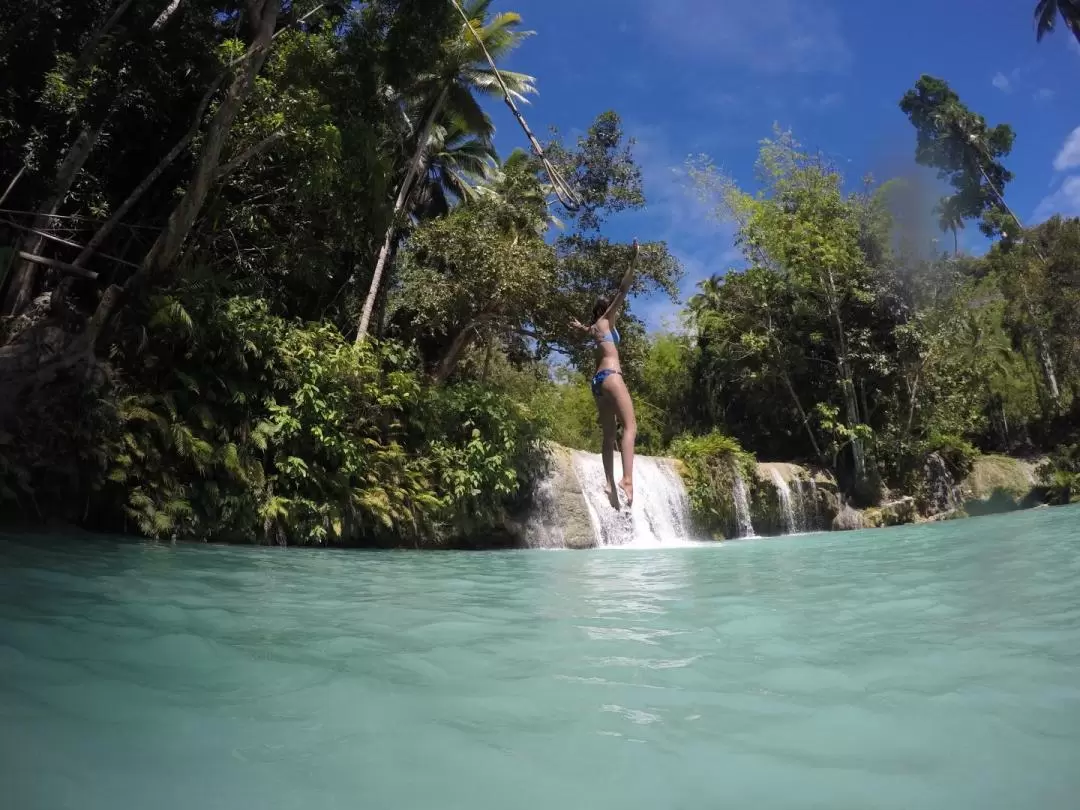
[678,123,1080,510]
[417,381,550,536]
[925,433,979,478]
[636,332,693,451]
[532,372,603,453]
[899,75,1015,240]
[92,289,549,546]
[670,431,756,539]
[1036,444,1080,506]
[3,0,1078,544]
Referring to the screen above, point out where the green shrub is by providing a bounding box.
[81,292,550,546]
[670,431,757,539]
[925,432,980,478]
[1036,444,1080,506]
[416,381,550,538]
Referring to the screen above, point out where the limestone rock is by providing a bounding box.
[832,504,866,531]
[960,455,1042,516]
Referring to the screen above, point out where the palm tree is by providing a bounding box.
[687,274,726,330]
[935,195,964,255]
[410,117,498,221]
[1034,0,1080,44]
[472,148,563,232]
[355,0,535,343]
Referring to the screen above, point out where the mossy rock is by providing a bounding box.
[861,498,917,529]
[961,455,1041,516]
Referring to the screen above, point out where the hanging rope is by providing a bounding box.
[447,0,582,212]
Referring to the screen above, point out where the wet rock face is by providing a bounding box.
[922,452,962,516]
[516,446,596,549]
[752,463,839,536]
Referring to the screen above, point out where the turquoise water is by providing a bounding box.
[2,507,1080,809]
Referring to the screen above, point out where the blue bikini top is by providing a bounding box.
[596,327,620,345]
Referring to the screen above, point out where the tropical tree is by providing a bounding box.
[899,75,1015,241]
[1034,0,1080,44]
[409,117,499,221]
[899,75,1060,407]
[355,0,536,342]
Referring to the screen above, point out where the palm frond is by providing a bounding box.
[464,68,537,102]
[445,81,495,138]
[1035,0,1059,39]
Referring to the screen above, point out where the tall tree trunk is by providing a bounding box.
[72,0,309,273]
[356,88,449,344]
[780,369,826,466]
[117,0,280,303]
[72,74,229,270]
[435,314,496,385]
[1,127,100,315]
[1033,325,1061,406]
[0,165,25,206]
[152,0,185,30]
[1,0,158,314]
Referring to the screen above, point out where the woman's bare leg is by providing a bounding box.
[603,374,637,506]
[597,395,620,509]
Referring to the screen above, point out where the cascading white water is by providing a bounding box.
[791,477,807,533]
[521,475,565,549]
[732,471,756,538]
[571,451,698,548]
[769,466,798,534]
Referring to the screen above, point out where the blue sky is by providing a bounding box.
[479,0,1080,331]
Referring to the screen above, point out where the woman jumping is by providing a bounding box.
[570,240,640,509]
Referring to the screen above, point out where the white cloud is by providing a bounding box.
[1033,176,1080,221]
[991,72,1012,93]
[641,0,851,74]
[621,124,743,331]
[1035,87,1056,102]
[1053,126,1080,172]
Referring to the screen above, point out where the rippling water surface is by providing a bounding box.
[3,507,1080,809]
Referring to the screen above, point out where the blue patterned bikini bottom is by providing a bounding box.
[591,368,622,397]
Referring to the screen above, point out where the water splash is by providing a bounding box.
[571,451,698,548]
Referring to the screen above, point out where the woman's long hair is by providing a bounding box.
[591,296,611,325]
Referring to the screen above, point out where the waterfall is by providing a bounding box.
[732,471,756,538]
[769,466,798,534]
[521,475,565,549]
[923,452,962,515]
[570,451,698,548]
[792,477,809,533]
[757,462,828,535]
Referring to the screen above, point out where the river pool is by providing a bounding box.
[2,507,1079,809]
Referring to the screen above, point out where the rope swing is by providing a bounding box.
[447,0,582,212]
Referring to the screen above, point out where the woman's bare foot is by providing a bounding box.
[604,484,621,510]
[618,477,634,508]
